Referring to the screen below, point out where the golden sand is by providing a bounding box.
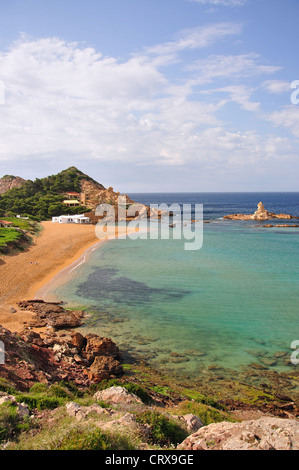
[0,221,134,332]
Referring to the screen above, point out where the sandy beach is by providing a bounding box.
[0,221,132,333]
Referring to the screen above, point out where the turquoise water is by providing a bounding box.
[50,194,299,379]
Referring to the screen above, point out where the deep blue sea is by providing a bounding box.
[44,193,299,383]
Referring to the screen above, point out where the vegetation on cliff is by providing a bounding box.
[0,167,104,220]
[0,217,41,254]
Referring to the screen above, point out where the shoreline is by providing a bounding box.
[0,221,137,332]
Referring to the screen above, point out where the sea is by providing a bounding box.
[42,193,299,387]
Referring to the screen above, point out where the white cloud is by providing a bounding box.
[188,53,280,84]
[0,29,296,187]
[262,80,291,94]
[145,23,242,57]
[268,106,299,138]
[188,0,247,6]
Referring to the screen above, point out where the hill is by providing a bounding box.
[0,167,132,221]
[0,175,27,195]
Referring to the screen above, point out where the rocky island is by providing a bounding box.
[223,202,298,221]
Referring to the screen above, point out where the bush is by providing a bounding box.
[174,400,235,426]
[15,394,62,411]
[50,428,135,451]
[0,378,16,395]
[136,411,188,447]
[123,383,152,404]
[0,402,31,444]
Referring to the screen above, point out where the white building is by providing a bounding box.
[52,214,91,224]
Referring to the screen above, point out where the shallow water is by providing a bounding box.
[45,193,299,382]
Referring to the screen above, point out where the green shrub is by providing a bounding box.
[58,380,84,398]
[174,400,235,426]
[15,394,62,411]
[50,428,134,451]
[195,394,225,411]
[136,411,188,447]
[29,383,48,394]
[123,383,151,404]
[0,378,16,395]
[0,402,31,444]
[49,384,72,399]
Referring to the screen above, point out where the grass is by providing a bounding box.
[0,228,24,250]
[0,402,32,444]
[173,400,236,426]
[0,218,42,254]
[0,217,39,233]
[136,410,188,447]
[5,412,136,451]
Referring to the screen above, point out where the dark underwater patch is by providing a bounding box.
[76,267,191,306]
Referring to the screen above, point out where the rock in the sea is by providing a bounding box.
[93,386,143,405]
[223,202,297,222]
[252,202,270,220]
[177,417,299,450]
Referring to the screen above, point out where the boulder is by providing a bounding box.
[47,311,84,330]
[65,402,112,421]
[0,395,16,405]
[93,386,143,405]
[177,414,205,434]
[178,417,299,450]
[71,332,87,352]
[87,356,124,383]
[85,334,121,362]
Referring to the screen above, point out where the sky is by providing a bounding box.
[0,0,298,192]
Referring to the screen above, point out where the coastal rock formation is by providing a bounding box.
[0,310,124,391]
[85,333,121,361]
[87,356,124,382]
[223,202,297,221]
[0,175,27,195]
[178,417,299,450]
[17,300,85,329]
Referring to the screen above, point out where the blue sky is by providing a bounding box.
[0,0,298,192]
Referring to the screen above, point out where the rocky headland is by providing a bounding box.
[1,299,299,450]
[223,202,298,221]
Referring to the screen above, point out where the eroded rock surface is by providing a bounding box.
[178,416,299,450]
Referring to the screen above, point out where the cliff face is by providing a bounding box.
[0,175,27,195]
[80,179,134,212]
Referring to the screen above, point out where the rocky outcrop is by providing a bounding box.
[93,386,143,405]
[87,356,124,383]
[0,310,124,391]
[0,175,27,195]
[17,300,85,330]
[223,202,298,221]
[175,414,204,434]
[178,417,299,450]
